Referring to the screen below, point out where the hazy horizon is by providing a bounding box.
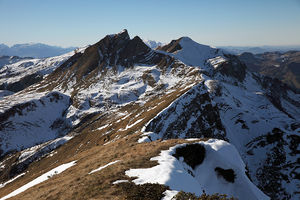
[1,0,300,48]
[2,41,300,49]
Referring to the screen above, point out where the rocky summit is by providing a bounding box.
[0,30,299,200]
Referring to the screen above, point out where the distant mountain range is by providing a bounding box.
[219,45,300,54]
[143,40,300,54]
[2,41,299,59]
[143,40,164,49]
[238,51,300,89]
[0,43,76,58]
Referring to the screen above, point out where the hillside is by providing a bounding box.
[0,47,86,93]
[0,56,32,69]
[0,30,299,200]
[239,51,300,89]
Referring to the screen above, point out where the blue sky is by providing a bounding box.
[0,0,300,47]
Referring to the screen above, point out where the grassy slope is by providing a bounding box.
[0,86,199,200]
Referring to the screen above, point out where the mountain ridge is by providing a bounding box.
[0,30,298,200]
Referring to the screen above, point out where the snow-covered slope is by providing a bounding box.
[65,64,197,122]
[0,30,201,158]
[0,56,31,69]
[127,139,269,200]
[34,30,202,125]
[0,92,72,156]
[158,37,223,67]
[139,63,299,199]
[0,47,86,92]
[139,83,226,142]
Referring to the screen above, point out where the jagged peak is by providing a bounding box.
[94,31,152,66]
[119,29,128,34]
[116,29,130,40]
[50,30,158,80]
[131,36,150,50]
[98,30,148,51]
[106,29,130,41]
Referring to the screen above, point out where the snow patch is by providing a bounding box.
[112,180,129,184]
[89,160,120,174]
[97,124,109,131]
[0,173,25,189]
[0,161,76,200]
[207,56,227,69]
[18,135,73,164]
[162,190,179,200]
[126,139,269,200]
[125,118,144,130]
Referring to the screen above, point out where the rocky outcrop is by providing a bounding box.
[48,30,167,87]
[255,74,300,118]
[215,54,247,82]
[246,128,299,199]
[157,38,182,53]
[145,83,226,140]
[0,73,43,92]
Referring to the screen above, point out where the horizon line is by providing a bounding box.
[2,41,300,49]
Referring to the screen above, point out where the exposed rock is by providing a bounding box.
[215,167,236,183]
[173,143,206,169]
[215,54,247,82]
[0,73,43,92]
[246,128,298,199]
[145,83,226,140]
[157,38,182,53]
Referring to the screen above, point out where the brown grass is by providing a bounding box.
[0,132,205,199]
[0,85,202,200]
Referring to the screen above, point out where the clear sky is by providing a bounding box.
[0,0,300,47]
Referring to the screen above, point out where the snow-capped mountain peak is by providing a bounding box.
[143,40,164,49]
[158,37,223,67]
